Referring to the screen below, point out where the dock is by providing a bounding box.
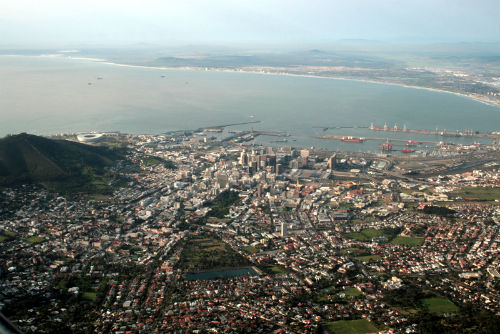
[222,130,289,143]
[201,120,261,131]
[255,131,289,137]
[368,123,495,139]
[316,135,440,144]
[316,123,496,140]
[313,125,369,131]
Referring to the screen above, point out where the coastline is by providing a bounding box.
[116,65,500,107]
[3,53,498,107]
[1,50,497,151]
[77,55,500,107]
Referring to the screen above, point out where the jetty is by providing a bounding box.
[316,135,440,144]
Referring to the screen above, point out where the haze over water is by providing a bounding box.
[1,55,498,152]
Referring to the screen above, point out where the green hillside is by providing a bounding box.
[0,133,123,194]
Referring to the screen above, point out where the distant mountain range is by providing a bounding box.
[0,133,123,194]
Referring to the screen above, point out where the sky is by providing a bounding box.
[1,0,499,47]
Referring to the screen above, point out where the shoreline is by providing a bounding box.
[3,53,499,107]
[0,54,500,107]
[79,56,500,107]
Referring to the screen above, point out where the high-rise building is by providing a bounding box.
[251,161,258,172]
[275,163,282,175]
[239,151,248,165]
[267,155,276,167]
[280,222,287,238]
[328,154,336,169]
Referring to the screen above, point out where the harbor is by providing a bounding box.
[316,134,439,145]
[315,123,496,139]
[367,122,495,139]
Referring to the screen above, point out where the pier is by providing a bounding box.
[315,123,496,139]
[222,130,289,143]
[255,131,289,137]
[313,125,369,131]
[316,135,440,144]
[367,123,495,139]
[201,120,261,131]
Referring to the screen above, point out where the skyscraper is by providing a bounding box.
[280,222,287,238]
[328,154,336,170]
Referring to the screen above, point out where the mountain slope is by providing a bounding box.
[0,133,123,193]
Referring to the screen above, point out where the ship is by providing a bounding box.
[381,139,392,151]
[406,140,422,146]
[205,128,223,133]
[369,123,383,131]
[440,130,461,137]
[401,148,414,153]
[341,136,364,143]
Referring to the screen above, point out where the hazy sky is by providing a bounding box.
[1,0,498,47]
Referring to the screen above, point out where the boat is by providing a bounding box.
[341,136,364,143]
[401,148,414,153]
[440,131,461,137]
[205,128,223,133]
[381,139,392,151]
[407,140,422,146]
[381,143,392,151]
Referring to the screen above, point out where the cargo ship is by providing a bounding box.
[381,143,392,151]
[440,130,461,137]
[381,139,393,151]
[341,136,364,143]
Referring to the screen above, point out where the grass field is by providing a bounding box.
[452,186,499,202]
[143,156,176,169]
[346,228,387,241]
[24,236,45,244]
[340,248,368,256]
[0,236,7,242]
[344,287,363,297]
[351,216,377,224]
[177,235,250,272]
[242,245,260,254]
[82,291,97,301]
[421,297,458,314]
[143,156,164,166]
[266,265,287,274]
[395,306,420,315]
[391,236,425,246]
[325,319,378,334]
[3,231,16,237]
[355,255,382,262]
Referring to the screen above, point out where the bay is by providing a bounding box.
[1,55,498,152]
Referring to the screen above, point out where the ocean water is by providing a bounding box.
[1,55,498,152]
